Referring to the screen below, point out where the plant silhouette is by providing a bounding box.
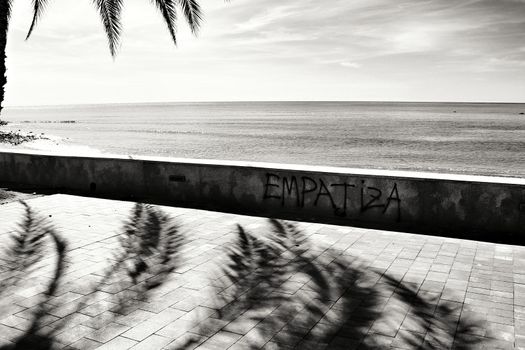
[0,202,184,349]
[380,274,482,349]
[176,219,372,349]
[0,201,67,350]
[0,201,48,289]
[94,203,185,314]
[176,219,483,350]
[0,205,483,349]
[1,0,205,121]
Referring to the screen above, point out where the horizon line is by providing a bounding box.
[5,99,525,109]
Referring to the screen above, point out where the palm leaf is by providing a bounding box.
[0,201,66,292]
[178,0,202,34]
[151,0,178,45]
[10,201,46,271]
[6,0,13,20]
[92,0,123,57]
[25,0,49,40]
[1,0,13,38]
[95,203,184,315]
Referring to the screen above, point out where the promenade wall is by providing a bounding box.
[1,150,524,243]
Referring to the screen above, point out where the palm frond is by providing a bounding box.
[223,224,259,285]
[44,228,67,297]
[217,224,286,318]
[268,219,332,301]
[268,219,308,255]
[95,203,184,315]
[7,201,46,275]
[25,0,50,40]
[141,206,162,257]
[151,0,178,45]
[0,201,67,295]
[1,203,69,348]
[145,209,184,289]
[5,0,13,21]
[92,0,123,57]
[178,0,202,35]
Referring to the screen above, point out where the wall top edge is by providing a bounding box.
[1,148,524,185]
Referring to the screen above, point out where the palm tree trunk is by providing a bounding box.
[0,0,10,117]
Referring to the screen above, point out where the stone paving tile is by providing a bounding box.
[1,194,525,349]
[130,334,172,350]
[85,322,130,343]
[66,337,103,350]
[122,308,186,341]
[95,335,138,350]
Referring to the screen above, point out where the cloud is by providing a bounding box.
[340,61,361,69]
[3,0,525,105]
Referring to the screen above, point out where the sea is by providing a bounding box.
[1,101,524,178]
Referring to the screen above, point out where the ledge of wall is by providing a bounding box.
[1,149,524,243]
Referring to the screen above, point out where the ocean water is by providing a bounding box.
[2,101,525,177]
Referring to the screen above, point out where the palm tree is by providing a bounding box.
[0,0,203,117]
[0,0,11,118]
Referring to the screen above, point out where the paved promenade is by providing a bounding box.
[0,194,524,349]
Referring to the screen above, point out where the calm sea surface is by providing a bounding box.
[2,101,525,177]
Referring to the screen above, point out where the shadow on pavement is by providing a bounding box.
[0,202,183,349]
[94,202,185,316]
[0,201,67,350]
[176,219,483,350]
[0,204,483,349]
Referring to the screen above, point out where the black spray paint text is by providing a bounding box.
[263,173,401,221]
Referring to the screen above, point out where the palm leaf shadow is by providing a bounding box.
[218,223,288,317]
[0,202,185,349]
[44,202,185,338]
[175,219,484,349]
[0,203,484,349]
[90,202,185,316]
[0,201,67,350]
[175,222,290,349]
[175,219,380,349]
[380,274,483,349]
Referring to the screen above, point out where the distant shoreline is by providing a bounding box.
[4,100,525,110]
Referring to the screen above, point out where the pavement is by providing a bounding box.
[0,194,524,349]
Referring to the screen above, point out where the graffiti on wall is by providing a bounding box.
[263,173,401,221]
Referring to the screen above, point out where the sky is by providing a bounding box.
[4,0,525,106]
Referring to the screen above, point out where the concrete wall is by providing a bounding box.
[1,149,524,243]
